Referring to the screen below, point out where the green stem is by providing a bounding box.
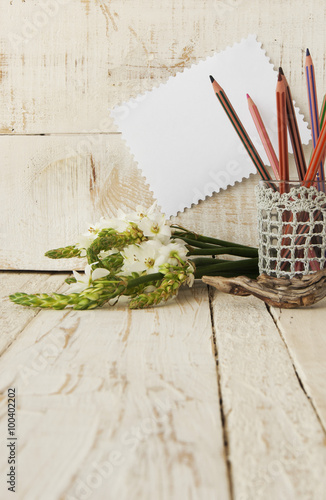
[191,257,230,266]
[194,258,258,278]
[126,273,163,289]
[173,236,219,249]
[172,230,257,251]
[188,247,258,258]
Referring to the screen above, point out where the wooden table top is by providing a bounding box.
[1,1,326,498]
[1,272,326,499]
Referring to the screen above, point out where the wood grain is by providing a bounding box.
[270,300,326,430]
[210,290,326,500]
[1,2,326,497]
[1,0,323,269]
[0,282,230,500]
[0,0,325,134]
[0,272,68,354]
[0,134,261,270]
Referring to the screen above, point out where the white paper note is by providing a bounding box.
[111,35,311,217]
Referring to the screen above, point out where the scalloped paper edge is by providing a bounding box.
[110,34,311,217]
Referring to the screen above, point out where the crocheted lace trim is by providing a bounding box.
[255,184,326,278]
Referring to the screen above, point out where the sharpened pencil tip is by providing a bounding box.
[246,93,250,99]
[306,48,310,56]
[278,72,282,81]
[209,75,215,83]
[279,67,284,75]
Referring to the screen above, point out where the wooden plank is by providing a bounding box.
[0,134,153,270]
[270,300,326,430]
[1,134,263,270]
[0,271,68,354]
[0,0,324,134]
[210,291,326,500]
[0,283,231,500]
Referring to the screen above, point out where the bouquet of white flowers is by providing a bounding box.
[10,204,258,310]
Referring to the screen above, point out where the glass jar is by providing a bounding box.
[255,180,326,278]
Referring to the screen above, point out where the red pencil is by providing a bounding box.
[247,93,280,179]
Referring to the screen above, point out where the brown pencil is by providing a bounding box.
[209,75,271,181]
[276,72,289,193]
[279,67,306,180]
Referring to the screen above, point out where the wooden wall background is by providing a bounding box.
[0,0,325,269]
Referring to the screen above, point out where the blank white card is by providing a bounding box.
[111,35,311,217]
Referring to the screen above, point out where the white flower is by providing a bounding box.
[137,213,171,243]
[119,202,171,243]
[120,203,157,223]
[99,249,119,259]
[120,240,164,276]
[75,218,129,255]
[67,264,110,294]
[76,231,98,256]
[96,217,129,233]
[119,238,189,277]
[155,239,188,267]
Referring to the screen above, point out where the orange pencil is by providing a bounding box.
[247,94,280,179]
[279,67,306,180]
[276,72,289,192]
[304,118,326,186]
[306,48,324,183]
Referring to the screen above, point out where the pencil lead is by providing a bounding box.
[306,48,310,56]
[278,72,282,81]
[279,67,284,75]
[209,75,215,83]
[246,93,250,99]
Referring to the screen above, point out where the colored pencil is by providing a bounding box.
[209,75,271,181]
[305,48,325,182]
[276,72,289,193]
[320,94,326,129]
[279,67,306,180]
[246,94,280,179]
[304,118,326,185]
[319,94,326,167]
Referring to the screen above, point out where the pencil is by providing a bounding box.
[276,72,289,192]
[305,48,324,182]
[209,75,271,181]
[304,118,326,186]
[246,94,280,179]
[319,94,326,129]
[279,67,306,180]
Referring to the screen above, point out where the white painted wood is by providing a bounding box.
[0,134,154,270]
[1,0,324,269]
[0,283,230,500]
[1,1,326,498]
[0,134,262,270]
[0,0,324,134]
[270,299,326,430]
[0,272,68,354]
[210,291,326,500]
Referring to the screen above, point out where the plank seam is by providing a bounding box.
[266,303,326,435]
[0,132,122,137]
[208,285,234,500]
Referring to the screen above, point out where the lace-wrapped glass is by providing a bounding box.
[255,180,326,278]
